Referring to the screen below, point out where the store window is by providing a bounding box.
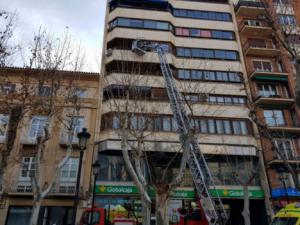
[6,207,32,225]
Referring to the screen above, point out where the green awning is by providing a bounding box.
[254,75,288,82]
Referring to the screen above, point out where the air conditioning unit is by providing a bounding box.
[106,48,113,57]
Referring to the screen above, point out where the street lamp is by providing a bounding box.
[72,128,91,225]
[90,160,101,225]
[278,172,289,204]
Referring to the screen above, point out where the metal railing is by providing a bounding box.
[235,0,268,11]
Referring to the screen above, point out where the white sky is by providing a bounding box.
[0,0,106,72]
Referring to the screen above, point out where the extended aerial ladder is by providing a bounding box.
[132,40,228,225]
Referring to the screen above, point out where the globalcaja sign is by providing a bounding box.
[95,184,264,199]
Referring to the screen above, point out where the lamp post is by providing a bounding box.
[278,172,289,204]
[72,128,91,225]
[90,160,100,225]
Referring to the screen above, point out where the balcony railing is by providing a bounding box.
[11,182,32,193]
[235,0,268,11]
[51,182,76,195]
[243,40,280,57]
[238,20,272,37]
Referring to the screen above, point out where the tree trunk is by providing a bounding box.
[141,196,151,225]
[295,57,300,109]
[241,185,251,225]
[29,200,41,225]
[155,190,170,225]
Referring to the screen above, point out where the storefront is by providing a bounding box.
[94,182,267,225]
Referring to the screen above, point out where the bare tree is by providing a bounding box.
[102,42,242,224]
[0,10,20,67]
[0,28,87,225]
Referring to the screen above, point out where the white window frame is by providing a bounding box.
[64,116,85,143]
[73,88,87,98]
[263,110,285,126]
[252,59,273,72]
[275,139,296,160]
[0,114,9,139]
[19,157,35,181]
[60,157,79,182]
[28,116,49,139]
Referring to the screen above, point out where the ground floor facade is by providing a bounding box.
[0,197,86,225]
[94,182,268,225]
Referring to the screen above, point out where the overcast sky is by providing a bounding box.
[0,0,105,72]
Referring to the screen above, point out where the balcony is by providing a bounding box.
[9,182,32,195]
[235,0,268,17]
[249,69,288,81]
[20,136,38,145]
[50,182,76,196]
[268,150,300,165]
[254,95,294,106]
[243,40,280,57]
[239,20,272,37]
[268,126,300,133]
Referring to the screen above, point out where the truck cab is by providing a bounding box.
[271,203,300,225]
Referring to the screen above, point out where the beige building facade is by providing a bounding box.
[0,67,100,225]
[97,0,269,224]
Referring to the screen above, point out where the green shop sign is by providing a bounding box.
[95,184,264,199]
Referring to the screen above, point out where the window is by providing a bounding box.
[29,116,48,139]
[223,120,232,134]
[270,217,298,225]
[174,9,231,22]
[98,154,131,182]
[130,19,143,28]
[278,15,297,26]
[20,157,35,180]
[215,50,226,59]
[73,88,87,98]
[200,120,208,133]
[118,18,130,27]
[208,119,216,133]
[263,110,285,126]
[144,20,156,29]
[253,60,272,72]
[0,83,15,95]
[177,48,238,60]
[112,115,120,129]
[156,22,169,30]
[60,158,79,182]
[0,115,9,138]
[37,86,51,97]
[69,117,84,142]
[258,84,278,97]
[275,140,295,160]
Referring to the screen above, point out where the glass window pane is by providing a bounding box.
[232,121,241,134]
[144,20,156,29]
[156,22,169,30]
[223,120,232,134]
[162,117,171,131]
[118,18,131,27]
[216,120,224,134]
[200,120,208,133]
[208,119,216,133]
[130,19,143,28]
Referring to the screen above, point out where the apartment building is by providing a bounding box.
[0,67,100,225]
[98,0,269,224]
[235,0,300,208]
